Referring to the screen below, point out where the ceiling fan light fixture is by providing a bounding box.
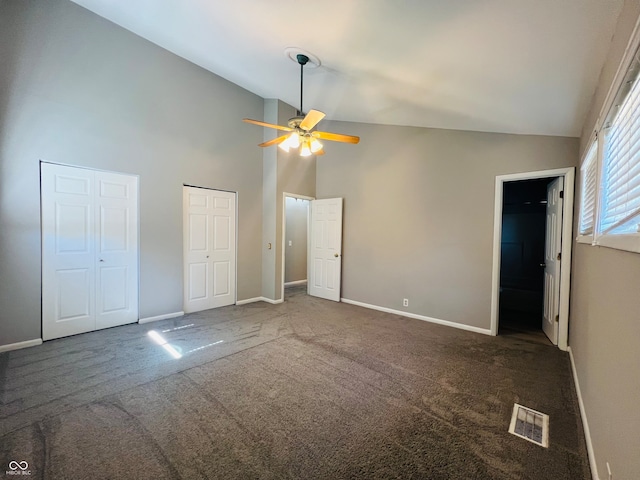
[278,141,290,152]
[310,138,323,153]
[300,140,312,157]
[287,132,300,148]
[279,132,300,152]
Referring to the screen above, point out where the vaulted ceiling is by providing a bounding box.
[71,0,623,137]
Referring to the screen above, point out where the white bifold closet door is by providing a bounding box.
[41,163,139,341]
[183,186,236,313]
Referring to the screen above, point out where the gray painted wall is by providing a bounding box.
[316,122,577,330]
[285,197,308,283]
[0,0,264,345]
[571,1,640,478]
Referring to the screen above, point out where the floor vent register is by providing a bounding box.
[508,403,549,448]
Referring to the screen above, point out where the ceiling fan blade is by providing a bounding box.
[313,131,360,144]
[243,118,293,132]
[259,134,289,147]
[300,110,326,131]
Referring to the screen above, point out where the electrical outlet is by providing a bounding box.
[403,298,409,307]
[288,240,292,246]
[606,462,612,480]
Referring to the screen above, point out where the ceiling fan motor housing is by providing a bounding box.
[288,117,304,129]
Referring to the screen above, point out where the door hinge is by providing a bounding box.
[559,190,564,199]
[557,252,561,261]
[555,314,559,322]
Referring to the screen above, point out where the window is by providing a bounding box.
[600,77,640,236]
[577,37,640,253]
[578,140,598,240]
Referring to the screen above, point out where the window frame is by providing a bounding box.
[577,137,599,244]
[578,25,640,254]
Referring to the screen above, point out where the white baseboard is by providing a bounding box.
[261,296,284,305]
[285,280,307,287]
[236,296,284,305]
[340,298,492,336]
[138,311,184,325]
[236,297,263,305]
[0,338,43,353]
[568,347,599,480]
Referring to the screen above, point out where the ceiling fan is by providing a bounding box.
[243,53,360,156]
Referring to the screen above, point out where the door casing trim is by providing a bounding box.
[281,192,314,301]
[490,167,575,350]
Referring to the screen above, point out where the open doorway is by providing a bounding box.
[490,167,575,351]
[282,194,311,300]
[499,178,553,343]
[280,193,344,303]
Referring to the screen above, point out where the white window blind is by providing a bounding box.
[600,72,640,235]
[579,140,598,236]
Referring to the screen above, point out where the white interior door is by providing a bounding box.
[183,186,236,313]
[95,171,139,330]
[42,163,138,341]
[309,198,343,302]
[542,177,563,344]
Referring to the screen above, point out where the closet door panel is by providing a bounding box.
[95,171,139,330]
[41,164,96,341]
[183,187,236,313]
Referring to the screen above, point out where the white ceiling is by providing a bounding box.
[71,0,623,137]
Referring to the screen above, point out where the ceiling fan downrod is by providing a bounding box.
[297,54,309,116]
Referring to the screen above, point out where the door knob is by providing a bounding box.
[334,253,340,258]
[540,263,546,267]
[99,259,104,262]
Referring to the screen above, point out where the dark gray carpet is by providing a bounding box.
[0,286,590,479]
